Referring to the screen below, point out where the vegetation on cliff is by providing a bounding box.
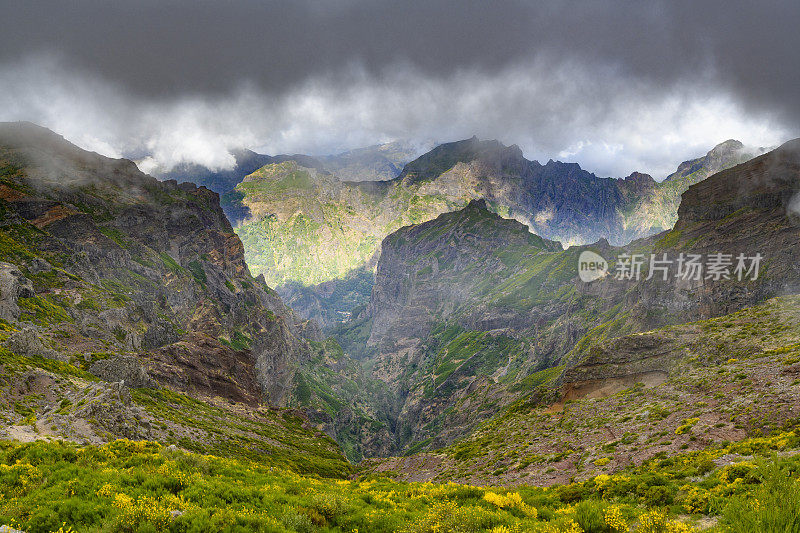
[230,137,757,333]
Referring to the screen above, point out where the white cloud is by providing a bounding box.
[0,54,791,179]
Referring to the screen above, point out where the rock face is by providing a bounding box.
[562,332,684,385]
[338,199,631,452]
[0,262,34,321]
[366,199,564,355]
[89,355,156,389]
[339,139,799,455]
[3,327,62,361]
[0,121,318,406]
[232,136,760,330]
[626,138,800,328]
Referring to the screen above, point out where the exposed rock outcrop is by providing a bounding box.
[0,122,321,407]
[3,327,62,361]
[0,262,34,321]
[89,355,156,389]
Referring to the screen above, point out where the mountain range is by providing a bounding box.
[151,140,429,222]
[227,136,762,330]
[2,122,799,532]
[342,138,800,456]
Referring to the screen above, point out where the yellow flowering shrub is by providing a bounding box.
[96,483,114,498]
[666,521,697,533]
[603,505,628,532]
[490,526,520,533]
[0,461,42,496]
[157,460,193,490]
[638,509,698,533]
[681,486,710,514]
[592,473,631,498]
[483,491,537,517]
[728,431,797,455]
[593,474,612,492]
[675,418,699,435]
[536,519,583,533]
[112,493,172,530]
[413,499,500,532]
[718,461,757,484]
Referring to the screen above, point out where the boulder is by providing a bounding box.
[89,355,156,389]
[3,327,64,361]
[0,262,34,321]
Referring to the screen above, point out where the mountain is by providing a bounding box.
[152,149,276,198]
[234,136,759,330]
[149,140,426,224]
[372,134,800,464]
[336,199,615,452]
[0,122,392,466]
[3,124,799,532]
[334,199,633,453]
[339,138,800,456]
[616,139,762,243]
[0,122,321,399]
[315,140,430,182]
[151,149,322,224]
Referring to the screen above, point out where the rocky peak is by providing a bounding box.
[465,198,488,211]
[708,139,745,158]
[677,137,800,223]
[396,136,527,184]
[622,171,656,183]
[617,171,657,196]
[665,139,747,183]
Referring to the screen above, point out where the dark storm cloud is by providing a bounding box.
[0,0,796,175]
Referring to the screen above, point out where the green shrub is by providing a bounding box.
[722,463,800,532]
[575,500,614,533]
[558,482,587,503]
[187,260,207,286]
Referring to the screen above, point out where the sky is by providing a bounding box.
[0,0,797,179]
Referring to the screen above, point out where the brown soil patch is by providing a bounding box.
[0,184,26,201]
[31,205,78,229]
[546,370,668,413]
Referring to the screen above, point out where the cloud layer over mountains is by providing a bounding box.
[1,0,797,177]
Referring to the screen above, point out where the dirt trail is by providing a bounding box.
[4,425,42,443]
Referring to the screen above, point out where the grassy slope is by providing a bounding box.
[2,429,800,532]
[0,335,352,479]
[362,296,800,488]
